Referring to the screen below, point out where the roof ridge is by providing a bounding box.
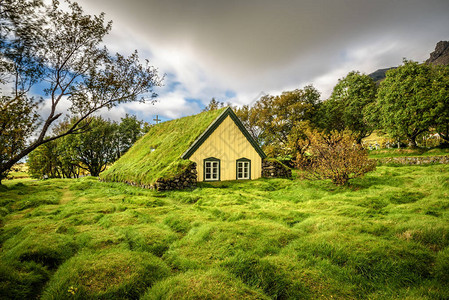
[181,107,266,159]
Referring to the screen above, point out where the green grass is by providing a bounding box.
[1,165,449,299]
[100,108,225,186]
[369,147,449,158]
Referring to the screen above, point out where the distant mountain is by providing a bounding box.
[425,41,449,65]
[367,67,395,82]
[368,40,449,82]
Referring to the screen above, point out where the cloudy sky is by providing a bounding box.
[76,0,449,123]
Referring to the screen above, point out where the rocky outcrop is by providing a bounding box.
[426,41,449,65]
[376,156,449,165]
[262,159,292,178]
[368,41,449,82]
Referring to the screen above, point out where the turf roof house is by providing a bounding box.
[100,107,267,190]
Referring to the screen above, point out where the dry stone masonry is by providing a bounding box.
[115,163,197,191]
[376,155,449,165]
[154,163,197,191]
[262,159,292,178]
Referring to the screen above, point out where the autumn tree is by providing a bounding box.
[234,104,264,145]
[320,71,377,143]
[253,85,320,157]
[375,60,441,147]
[0,0,162,183]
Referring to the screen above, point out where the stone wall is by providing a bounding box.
[376,155,449,165]
[116,163,197,191]
[153,163,197,191]
[262,159,292,178]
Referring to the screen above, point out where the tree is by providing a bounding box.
[432,65,449,144]
[252,85,320,157]
[114,114,149,158]
[27,140,61,179]
[67,117,118,176]
[203,98,225,111]
[27,115,148,178]
[0,0,162,183]
[302,130,376,186]
[375,60,439,147]
[322,71,377,143]
[234,104,264,145]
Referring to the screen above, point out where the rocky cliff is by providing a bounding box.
[425,41,449,65]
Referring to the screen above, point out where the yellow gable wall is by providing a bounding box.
[189,115,262,181]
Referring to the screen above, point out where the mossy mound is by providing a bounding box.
[41,249,170,299]
[142,269,269,299]
[100,108,225,186]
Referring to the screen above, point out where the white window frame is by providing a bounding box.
[236,158,251,180]
[204,158,220,181]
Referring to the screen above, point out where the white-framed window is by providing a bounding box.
[204,158,220,181]
[236,158,250,180]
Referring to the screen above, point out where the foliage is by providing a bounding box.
[202,97,226,111]
[100,108,225,186]
[1,165,449,299]
[241,85,320,157]
[65,117,118,176]
[27,115,149,178]
[303,130,376,185]
[320,71,377,143]
[234,104,264,145]
[432,64,449,143]
[0,95,40,181]
[375,60,443,147]
[27,139,63,178]
[115,114,151,158]
[0,0,162,183]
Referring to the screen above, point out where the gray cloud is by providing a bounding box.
[77,0,449,118]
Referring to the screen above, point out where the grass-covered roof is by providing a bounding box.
[100,108,226,186]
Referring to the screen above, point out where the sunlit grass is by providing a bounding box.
[1,165,449,299]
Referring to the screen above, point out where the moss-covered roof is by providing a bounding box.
[100,108,226,186]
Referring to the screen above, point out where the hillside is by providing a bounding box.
[368,40,449,82]
[1,165,449,299]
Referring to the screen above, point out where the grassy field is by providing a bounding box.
[368,148,449,159]
[1,165,449,299]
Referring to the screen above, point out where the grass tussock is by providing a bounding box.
[41,249,170,299]
[142,269,269,300]
[1,164,449,299]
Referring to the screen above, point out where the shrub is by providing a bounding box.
[300,130,376,185]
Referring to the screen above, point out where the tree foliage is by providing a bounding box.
[375,60,441,147]
[432,65,449,143]
[301,130,376,186]
[203,98,225,111]
[0,0,162,182]
[239,85,320,157]
[320,71,377,143]
[27,115,149,178]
